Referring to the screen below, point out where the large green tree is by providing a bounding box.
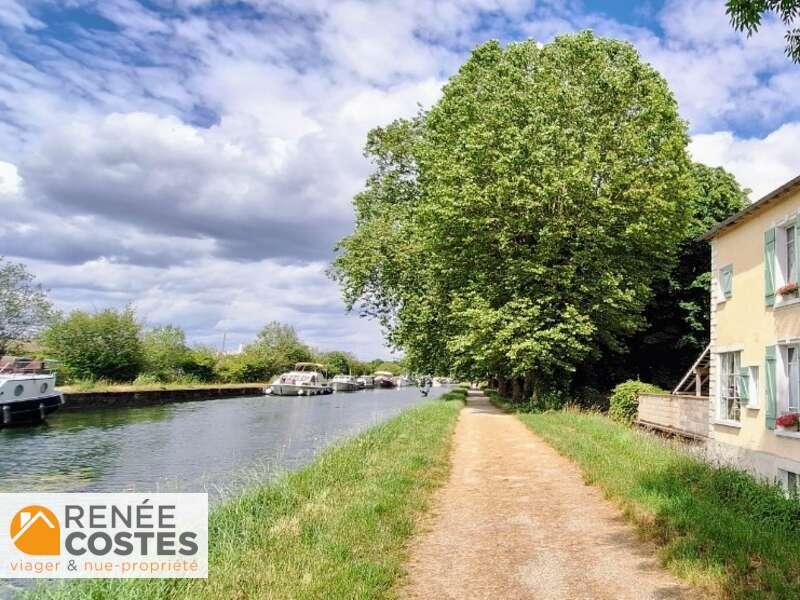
[726,0,800,62]
[575,163,749,392]
[0,258,53,355]
[334,33,695,400]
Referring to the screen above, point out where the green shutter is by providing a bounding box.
[721,265,733,299]
[766,346,777,430]
[738,367,749,403]
[795,215,800,283]
[765,228,776,306]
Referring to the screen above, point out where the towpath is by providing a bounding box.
[401,390,696,599]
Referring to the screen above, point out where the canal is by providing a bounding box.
[0,386,448,498]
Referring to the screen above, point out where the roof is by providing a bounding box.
[701,174,800,241]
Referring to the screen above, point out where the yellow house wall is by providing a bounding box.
[711,186,800,466]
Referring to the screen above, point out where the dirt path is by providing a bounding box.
[401,391,696,600]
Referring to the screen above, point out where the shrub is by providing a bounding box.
[141,325,189,381]
[214,352,269,383]
[40,307,143,382]
[608,379,664,425]
[132,373,162,386]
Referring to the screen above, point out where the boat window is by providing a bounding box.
[14,384,24,396]
[40,382,48,393]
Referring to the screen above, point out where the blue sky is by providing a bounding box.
[0,0,799,359]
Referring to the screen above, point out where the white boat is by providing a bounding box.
[356,375,374,389]
[0,357,64,427]
[374,371,396,388]
[267,363,329,396]
[393,375,411,387]
[330,374,358,392]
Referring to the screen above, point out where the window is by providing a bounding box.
[788,225,797,284]
[788,346,800,414]
[780,469,800,497]
[719,351,742,421]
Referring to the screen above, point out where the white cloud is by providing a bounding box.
[1,0,800,358]
[0,161,22,200]
[690,123,800,199]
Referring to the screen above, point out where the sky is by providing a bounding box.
[0,0,799,359]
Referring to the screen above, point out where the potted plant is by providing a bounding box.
[778,282,798,296]
[776,413,800,431]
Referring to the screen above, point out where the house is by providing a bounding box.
[699,174,800,491]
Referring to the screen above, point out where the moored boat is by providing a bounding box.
[356,375,374,389]
[267,363,328,396]
[330,374,358,392]
[0,357,64,427]
[393,375,411,387]
[373,371,396,388]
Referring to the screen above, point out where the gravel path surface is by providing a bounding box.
[401,391,697,599]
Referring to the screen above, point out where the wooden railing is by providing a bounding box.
[636,393,709,440]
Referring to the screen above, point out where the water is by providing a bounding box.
[0,386,446,498]
[0,386,447,598]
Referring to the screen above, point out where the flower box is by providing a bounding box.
[778,282,798,296]
[777,413,800,431]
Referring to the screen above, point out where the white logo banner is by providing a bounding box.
[0,493,208,578]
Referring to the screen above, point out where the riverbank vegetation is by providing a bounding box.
[503,407,800,597]
[29,389,466,600]
[332,32,747,405]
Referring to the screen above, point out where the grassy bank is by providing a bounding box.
[30,388,466,600]
[58,382,268,393]
[503,404,800,598]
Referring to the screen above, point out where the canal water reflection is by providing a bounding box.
[0,386,447,499]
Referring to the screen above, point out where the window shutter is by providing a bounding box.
[765,228,776,306]
[766,346,777,430]
[795,215,800,283]
[721,265,733,299]
[738,367,749,403]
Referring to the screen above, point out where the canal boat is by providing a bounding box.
[373,371,396,388]
[393,375,412,387]
[267,363,328,396]
[330,374,358,392]
[356,375,374,389]
[0,357,64,426]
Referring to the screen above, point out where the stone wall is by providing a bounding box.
[637,393,710,440]
[61,385,266,410]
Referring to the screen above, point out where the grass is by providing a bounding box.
[28,388,466,600]
[495,399,800,598]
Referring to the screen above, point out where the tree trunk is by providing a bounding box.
[523,372,535,402]
[498,376,511,397]
[511,377,523,403]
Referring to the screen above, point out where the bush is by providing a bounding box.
[608,379,664,425]
[40,307,143,382]
[182,347,217,382]
[214,352,269,383]
[141,325,189,382]
[132,373,162,386]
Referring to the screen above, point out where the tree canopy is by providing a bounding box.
[579,163,749,391]
[726,0,800,62]
[0,257,53,355]
[333,33,695,398]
